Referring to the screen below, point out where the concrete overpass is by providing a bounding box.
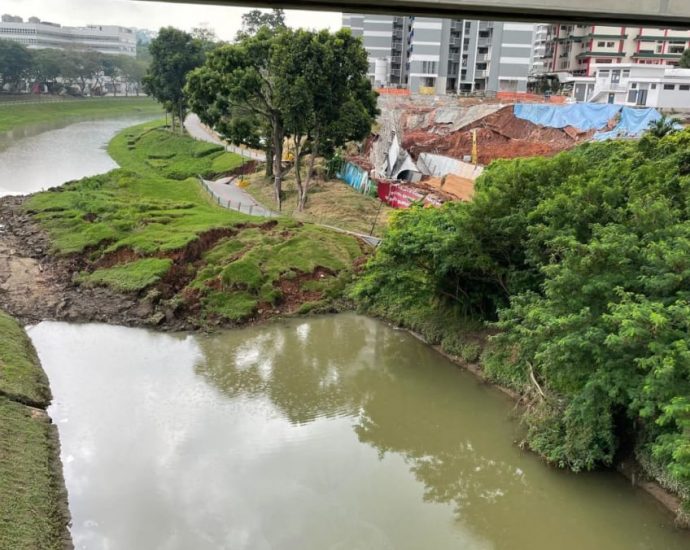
[141,0,690,26]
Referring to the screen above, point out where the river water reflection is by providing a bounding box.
[0,115,155,197]
[28,314,688,550]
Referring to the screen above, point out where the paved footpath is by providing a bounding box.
[185,114,381,247]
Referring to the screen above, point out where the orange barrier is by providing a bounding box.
[376,88,411,96]
[496,91,568,104]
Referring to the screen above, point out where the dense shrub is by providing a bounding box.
[353,130,690,506]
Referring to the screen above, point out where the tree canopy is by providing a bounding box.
[0,39,32,91]
[185,27,377,210]
[237,8,286,39]
[143,27,205,131]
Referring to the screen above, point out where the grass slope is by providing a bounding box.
[244,170,393,238]
[0,310,51,407]
[0,97,163,134]
[25,121,365,323]
[0,311,69,549]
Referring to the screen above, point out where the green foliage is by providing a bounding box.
[0,39,32,90]
[143,27,204,126]
[77,258,173,292]
[647,115,681,138]
[680,49,690,69]
[354,130,690,504]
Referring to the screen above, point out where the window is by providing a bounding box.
[631,83,637,89]
[421,61,437,74]
[612,70,621,83]
[606,41,615,48]
[651,83,657,89]
[597,41,605,47]
[680,85,690,91]
[598,70,610,77]
[664,84,676,90]
[622,70,630,78]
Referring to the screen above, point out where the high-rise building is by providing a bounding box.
[342,14,536,95]
[537,24,690,77]
[0,16,137,57]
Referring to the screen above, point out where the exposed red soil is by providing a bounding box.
[401,106,588,165]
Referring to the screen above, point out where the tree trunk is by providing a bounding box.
[272,117,284,211]
[293,135,305,211]
[299,131,319,211]
[265,146,274,178]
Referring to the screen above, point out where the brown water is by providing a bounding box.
[0,115,155,197]
[28,314,689,550]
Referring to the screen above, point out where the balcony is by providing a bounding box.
[475,53,488,62]
[475,69,487,78]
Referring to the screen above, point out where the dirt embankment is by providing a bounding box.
[401,106,590,165]
[0,195,153,327]
[0,196,361,330]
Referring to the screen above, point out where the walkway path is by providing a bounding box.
[185,114,381,247]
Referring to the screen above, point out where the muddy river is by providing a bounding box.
[0,115,154,197]
[28,315,689,550]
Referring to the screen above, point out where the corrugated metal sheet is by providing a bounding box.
[337,161,373,194]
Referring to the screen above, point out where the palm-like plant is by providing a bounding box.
[647,115,682,138]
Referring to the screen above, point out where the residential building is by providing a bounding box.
[342,14,411,87]
[570,63,690,109]
[538,24,690,77]
[342,14,536,94]
[0,15,137,56]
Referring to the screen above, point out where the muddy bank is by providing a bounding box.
[0,195,360,331]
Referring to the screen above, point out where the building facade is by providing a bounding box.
[536,24,690,77]
[0,16,137,56]
[570,63,690,109]
[342,14,536,94]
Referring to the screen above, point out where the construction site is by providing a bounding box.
[338,93,666,208]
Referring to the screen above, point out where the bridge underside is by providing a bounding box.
[139,0,690,26]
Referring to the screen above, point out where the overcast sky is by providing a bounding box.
[2,0,342,40]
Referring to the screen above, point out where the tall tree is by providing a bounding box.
[0,39,32,91]
[273,29,378,210]
[143,27,204,132]
[186,27,286,207]
[237,8,286,39]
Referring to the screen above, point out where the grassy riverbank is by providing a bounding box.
[0,97,162,134]
[0,310,71,549]
[22,121,366,326]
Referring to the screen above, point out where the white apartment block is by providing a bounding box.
[533,24,690,77]
[342,14,536,95]
[0,15,137,57]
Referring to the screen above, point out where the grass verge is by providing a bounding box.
[0,310,51,407]
[0,97,163,134]
[0,310,70,549]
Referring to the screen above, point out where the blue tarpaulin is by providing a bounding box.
[593,107,662,141]
[513,103,664,141]
[336,161,373,194]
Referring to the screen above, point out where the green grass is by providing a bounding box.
[0,311,69,549]
[0,310,51,407]
[25,120,365,323]
[0,397,69,550]
[0,97,163,134]
[77,258,173,292]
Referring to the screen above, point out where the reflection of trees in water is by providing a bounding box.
[196,315,524,533]
[195,315,396,424]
